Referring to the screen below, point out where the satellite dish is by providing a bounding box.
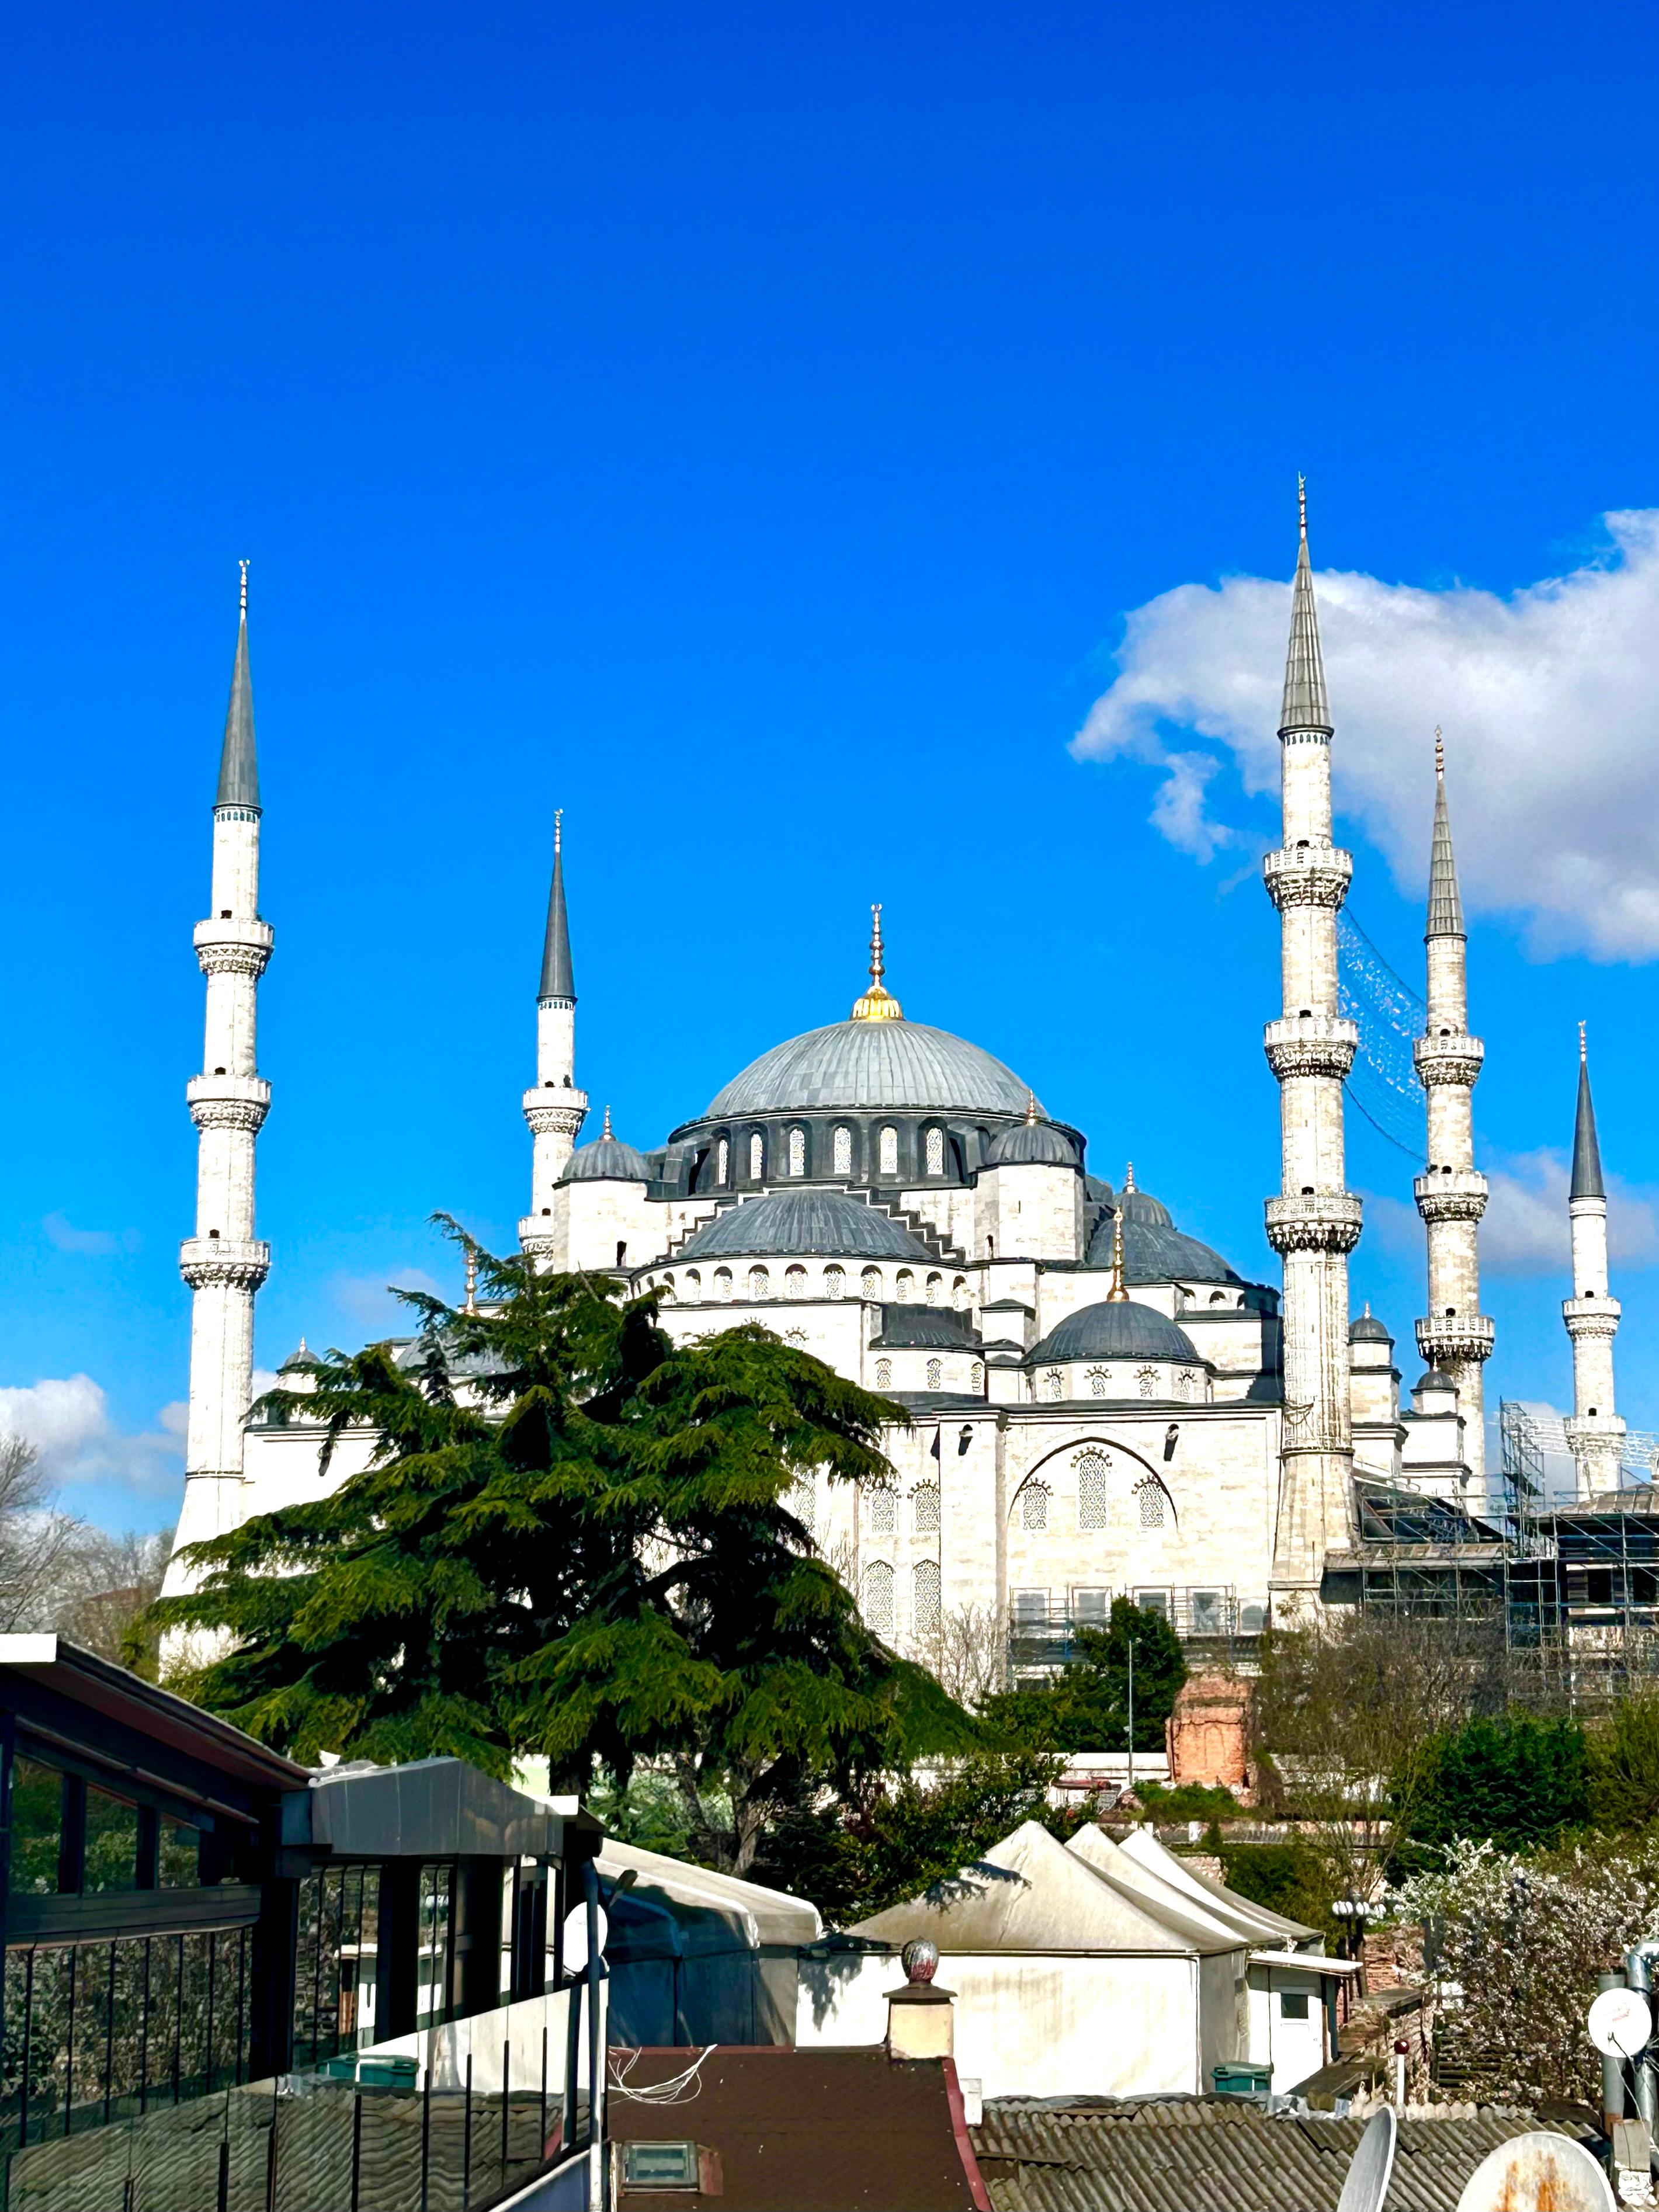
[1589,1985,1653,2057]
[1336,2108,1397,2212]
[561,1902,609,1976]
[1455,2133,1616,2212]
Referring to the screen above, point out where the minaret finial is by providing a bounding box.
[1297,475,1307,543]
[1123,1161,1136,1192]
[1108,1206,1129,1302]
[602,1103,613,1140]
[1434,725,1444,779]
[238,558,249,615]
[1025,1091,1037,1126]
[1580,1018,1588,1064]
[463,1246,478,1315]
[850,902,903,1020]
[554,807,562,855]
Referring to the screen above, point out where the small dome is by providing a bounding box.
[1026,1301,1204,1367]
[676,1189,935,1263]
[278,1340,321,1373]
[984,1118,1078,1169]
[1084,1200,1241,1287]
[559,1123,654,1185]
[1415,1369,1457,1394]
[1349,1310,1393,1344]
[706,1019,1035,1118]
[1115,1183,1174,1228]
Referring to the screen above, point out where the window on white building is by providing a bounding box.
[1044,1370,1063,1401]
[925,1274,941,1306]
[716,1138,729,1185]
[1012,1588,1049,1625]
[952,1277,968,1310]
[1022,1481,1050,1532]
[748,1132,764,1180]
[825,1265,845,1300]
[748,1266,770,1300]
[785,1265,807,1298]
[913,1558,941,1634]
[896,1269,915,1303]
[1076,1448,1110,1530]
[685,1270,701,1298]
[714,1269,733,1300]
[1087,1367,1109,1398]
[785,1326,808,1346]
[1137,1366,1158,1398]
[924,1127,945,1176]
[1192,1590,1225,1634]
[879,1126,898,1177]
[969,1361,984,1391]
[1073,1588,1110,1625]
[788,1127,806,1178]
[787,1475,815,1539]
[1136,1588,1170,1619]
[863,1561,894,1637]
[1176,1370,1193,1400]
[869,1484,897,1534]
[832,1126,853,1177]
[912,1484,940,1534]
[925,1358,942,1390]
[862,1267,883,1301]
[1136,1479,1165,1529]
[874,1357,892,1388]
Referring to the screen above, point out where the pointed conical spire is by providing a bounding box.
[215,561,261,808]
[539,810,575,1001]
[1571,1025,1605,1200]
[1427,730,1464,938]
[1279,479,1332,737]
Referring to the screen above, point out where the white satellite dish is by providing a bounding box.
[1455,2133,1616,2212]
[1336,2107,1397,2212]
[561,1901,609,1977]
[1589,1985,1653,2057]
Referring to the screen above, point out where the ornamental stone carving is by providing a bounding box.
[1415,1314,1495,1365]
[179,1236,271,1292]
[188,1098,269,1133]
[1263,1015,1358,1081]
[1413,1034,1485,1086]
[1413,1169,1488,1223]
[522,1097,588,1137]
[1563,1297,1622,1341]
[195,941,272,980]
[1262,845,1353,911]
[1264,1191,1363,1255]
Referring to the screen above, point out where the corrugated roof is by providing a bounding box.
[871,1305,983,1349]
[970,2099,1584,2212]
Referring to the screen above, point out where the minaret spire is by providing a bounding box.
[1564,1027,1623,1495]
[1412,732,1493,1493]
[520,810,589,1262]
[165,567,275,1596]
[1262,484,1362,1605]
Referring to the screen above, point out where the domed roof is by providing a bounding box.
[706,1019,1035,1119]
[1350,1308,1393,1343]
[1027,1301,1205,1367]
[984,1114,1078,1169]
[676,1190,935,1263]
[558,1109,654,1186]
[1084,1194,1241,1287]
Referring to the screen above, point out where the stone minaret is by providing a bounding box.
[1262,486,1362,1601]
[168,566,273,1582]
[520,811,588,1260]
[1564,1027,1625,1495]
[1412,737,1494,1489]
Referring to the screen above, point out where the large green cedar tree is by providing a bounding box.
[154,1238,971,1873]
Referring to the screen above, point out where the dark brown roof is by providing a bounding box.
[608,2045,987,2211]
[970,2098,1590,2212]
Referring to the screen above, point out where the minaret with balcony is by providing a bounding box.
[166,567,273,1586]
[1262,487,1363,1601]
[1564,1029,1625,1496]
[520,812,588,1261]
[1412,737,1493,1489]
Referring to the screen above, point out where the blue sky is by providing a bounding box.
[2,0,1658,1525]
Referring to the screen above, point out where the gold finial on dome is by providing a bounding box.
[1107,1206,1129,1303]
[1025,1092,1037,1126]
[463,1246,478,1315]
[602,1103,613,1139]
[851,903,903,1022]
[1123,1161,1136,1192]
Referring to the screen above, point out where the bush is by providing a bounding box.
[1218,1838,1336,1939]
[1587,1692,1659,1833]
[982,1599,1186,1753]
[1408,1714,1589,1853]
[1133,1782,1241,1824]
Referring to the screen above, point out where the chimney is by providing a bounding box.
[886,1939,956,2061]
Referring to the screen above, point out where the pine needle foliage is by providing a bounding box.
[154,1231,973,1870]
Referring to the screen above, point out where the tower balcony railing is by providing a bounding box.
[1414,1313,1495,1364]
[179,1236,272,1289]
[186,1073,272,1111]
[1262,1013,1358,1079]
[1413,1032,1484,1084]
[1412,1168,1488,1221]
[1264,1192,1363,1253]
[1262,843,1353,910]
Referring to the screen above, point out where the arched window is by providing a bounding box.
[749,1132,765,1181]
[862,1266,883,1301]
[1022,1481,1050,1532]
[717,1137,729,1185]
[825,1265,845,1300]
[832,1126,853,1177]
[864,1561,894,1637]
[913,1558,942,1634]
[661,1276,675,1300]
[879,1126,898,1178]
[952,1277,968,1310]
[785,1326,808,1346]
[1137,1366,1158,1398]
[1175,1369,1193,1401]
[924,1127,945,1176]
[685,1270,701,1298]
[874,1357,893,1388]
[1209,1290,1228,1305]
[912,1484,940,1534]
[925,1273,941,1306]
[1077,1448,1110,1530]
[1136,1478,1166,1530]
[714,1268,733,1301]
[787,1475,815,1539]
[970,1361,984,1391]
[869,1484,897,1534]
[925,1358,943,1390]
[785,1265,808,1298]
[748,1266,770,1300]
[787,1127,806,1178]
[1087,1367,1109,1398]
[1044,1369,1063,1402]
[896,1269,915,1303]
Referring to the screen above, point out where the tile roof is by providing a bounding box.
[969,2098,1588,2212]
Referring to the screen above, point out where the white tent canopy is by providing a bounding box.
[1116,1824,1320,1949]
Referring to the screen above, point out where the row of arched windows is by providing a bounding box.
[1015,1451,1172,1533]
[861,1558,942,1638]
[706,1123,955,1186]
[662,1266,970,1308]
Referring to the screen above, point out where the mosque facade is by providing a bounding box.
[162,513,1629,1657]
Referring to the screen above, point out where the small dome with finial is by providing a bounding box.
[984,1093,1078,1169]
[558,1104,654,1185]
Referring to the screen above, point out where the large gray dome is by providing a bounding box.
[707,1019,1035,1119]
[676,1190,935,1262]
[1027,1302,1205,1367]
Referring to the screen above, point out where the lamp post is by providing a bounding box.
[1126,1633,1137,1796]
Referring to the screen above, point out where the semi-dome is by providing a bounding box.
[676,1189,935,1263]
[1026,1301,1205,1368]
[707,1019,1035,1119]
[559,1108,654,1186]
[984,1115,1078,1169]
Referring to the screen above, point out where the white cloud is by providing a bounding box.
[43,1213,141,1257]
[1362,1151,1659,1279]
[0,1377,183,1499]
[1075,509,1659,960]
[328,1266,443,1335]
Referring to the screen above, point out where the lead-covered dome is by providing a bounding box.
[707,1019,1035,1119]
[984,1117,1078,1169]
[1084,1180,1242,1286]
[676,1189,935,1262]
[1027,1301,1204,1367]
